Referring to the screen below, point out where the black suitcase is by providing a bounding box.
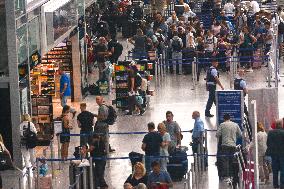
[129,151,144,167]
[167,148,188,181]
[88,84,100,95]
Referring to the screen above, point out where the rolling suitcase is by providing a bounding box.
[69,164,91,189]
[167,148,188,181]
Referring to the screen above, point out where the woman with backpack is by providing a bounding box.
[20,114,37,169]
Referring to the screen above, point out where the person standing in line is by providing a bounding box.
[216,114,242,182]
[190,111,204,154]
[89,134,108,189]
[266,119,284,189]
[126,64,145,116]
[77,103,95,146]
[60,105,73,160]
[93,96,115,152]
[170,31,183,75]
[142,122,163,173]
[157,123,171,171]
[163,111,182,153]
[20,114,37,169]
[254,122,269,184]
[205,59,224,118]
[58,69,76,117]
[94,37,112,80]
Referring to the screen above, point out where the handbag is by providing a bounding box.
[0,144,13,171]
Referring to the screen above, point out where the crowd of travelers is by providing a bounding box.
[2,0,284,189]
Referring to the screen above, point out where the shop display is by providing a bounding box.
[115,60,153,109]
[30,42,72,97]
[31,95,53,145]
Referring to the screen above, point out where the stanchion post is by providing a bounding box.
[106,131,110,168]
[50,140,55,179]
[89,158,94,189]
[184,182,187,189]
[205,129,208,165]
[197,144,201,174]
[187,172,191,189]
[235,153,244,189]
[191,163,195,189]
[192,58,196,90]
[194,153,199,189]
[27,167,31,189]
[83,167,87,189]
[155,57,158,87]
[57,135,62,170]
[275,49,279,88]
[268,53,272,87]
[36,159,39,189]
[160,54,163,79]
[19,177,22,189]
[75,174,80,189]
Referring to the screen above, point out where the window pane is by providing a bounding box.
[28,17,40,54]
[15,0,25,18]
[16,25,28,64]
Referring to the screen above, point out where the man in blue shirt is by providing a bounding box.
[147,161,173,188]
[190,111,205,154]
[59,70,71,107]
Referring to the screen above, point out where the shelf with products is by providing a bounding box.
[30,41,72,97]
[31,95,54,145]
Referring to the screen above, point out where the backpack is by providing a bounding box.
[135,73,142,88]
[114,42,123,58]
[105,105,117,125]
[22,122,37,149]
[279,19,284,34]
[172,38,182,52]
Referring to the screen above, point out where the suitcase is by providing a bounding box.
[167,148,188,181]
[243,162,255,189]
[88,83,100,95]
[37,174,52,189]
[129,151,144,167]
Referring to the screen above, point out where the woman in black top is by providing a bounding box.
[124,162,148,187]
[60,105,72,160]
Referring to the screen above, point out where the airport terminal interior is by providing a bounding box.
[1,0,284,188]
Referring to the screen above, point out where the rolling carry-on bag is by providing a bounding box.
[167,147,188,181]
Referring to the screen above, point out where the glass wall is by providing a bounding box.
[0,1,8,76]
[16,25,28,64]
[28,17,40,54]
[15,0,25,18]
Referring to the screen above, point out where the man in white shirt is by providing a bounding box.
[224,0,235,17]
[166,11,179,26]
[183,7,196,21]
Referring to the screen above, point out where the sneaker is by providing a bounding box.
[139,109,145,116]
[205,114,214,117]
[125,112,132,116]
[109,148,116,153]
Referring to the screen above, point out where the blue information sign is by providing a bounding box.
[216,90,244,129]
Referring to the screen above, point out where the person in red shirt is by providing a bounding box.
[271,118,284,129]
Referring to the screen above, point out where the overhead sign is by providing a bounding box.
[216,90,244,129]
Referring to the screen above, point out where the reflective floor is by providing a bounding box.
[3,40,284,189]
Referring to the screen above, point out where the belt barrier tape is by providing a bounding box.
[37,153,236,162]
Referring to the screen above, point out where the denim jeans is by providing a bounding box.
[219,145,236,177]
[61,95,68,107]
[145,154,160,173]
[271,156,284,188]
[172,51,183,74]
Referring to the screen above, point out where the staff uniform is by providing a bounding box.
[205,66,218,116]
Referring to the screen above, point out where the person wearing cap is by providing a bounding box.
[205,59,224,118]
